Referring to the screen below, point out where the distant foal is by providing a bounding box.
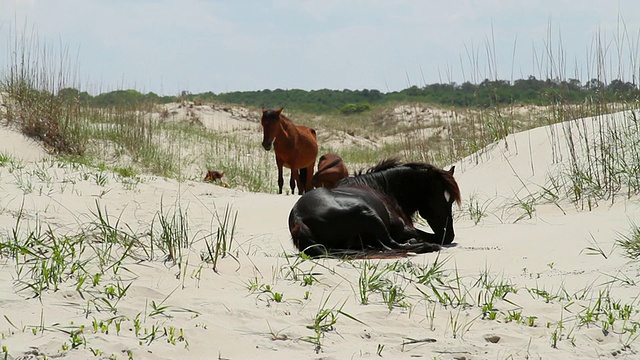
[203,170,229,187]
[261,108,318,195]
[204,170,224,182]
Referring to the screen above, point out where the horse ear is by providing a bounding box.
[261,107,266,113]
[448,166,455,175]
[276,108,283,114]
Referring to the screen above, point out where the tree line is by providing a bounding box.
[58,76,639,114]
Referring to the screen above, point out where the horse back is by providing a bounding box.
[297,125,317,140]
[272,125,318,169]
[292,125,319,168]
[312,153,349,188]
[289,185,410,255]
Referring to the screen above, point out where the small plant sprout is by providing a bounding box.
[202,204,239,272]
[616,222,640,259]
[303,296,366,353]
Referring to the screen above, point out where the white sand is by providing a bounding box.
[1,110,639,359]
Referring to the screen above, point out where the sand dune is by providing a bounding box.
[1,109,639,359]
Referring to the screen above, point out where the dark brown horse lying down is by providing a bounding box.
[289,159,461,257]
[312,153,349,189]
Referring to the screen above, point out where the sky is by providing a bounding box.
[1,0,640,95]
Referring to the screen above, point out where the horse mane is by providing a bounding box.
[434,167,462,205]
[368,158,402,173]
[404,162,461,205]
[354,157,401,176]
[263,109,281,119]
[347,158,461,205]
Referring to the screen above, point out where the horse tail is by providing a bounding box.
[289,220,326,257]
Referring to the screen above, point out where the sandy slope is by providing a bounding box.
[1,110,639,359]
[0,126,50,163]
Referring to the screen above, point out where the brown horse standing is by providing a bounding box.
[261,108,318,195]
[312,153,349,189]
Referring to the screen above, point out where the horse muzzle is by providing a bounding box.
[262,141,273,151]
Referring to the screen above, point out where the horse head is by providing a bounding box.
[260,108,283,151]
[418,166,460,245]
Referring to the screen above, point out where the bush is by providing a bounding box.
[339,102,371,115]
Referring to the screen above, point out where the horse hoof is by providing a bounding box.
[415,243,440,253]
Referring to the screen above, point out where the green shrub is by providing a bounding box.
[339,102,371,115]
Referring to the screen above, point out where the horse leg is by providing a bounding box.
[368,219,440,253]
[392,226,441,252]
[415,228,452,246]
[352,215,423,252]
[303,164,314,192]
[289,172,296,194]
[290,168,303,195]
[276,161,285,194]
[298,168,308,194]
